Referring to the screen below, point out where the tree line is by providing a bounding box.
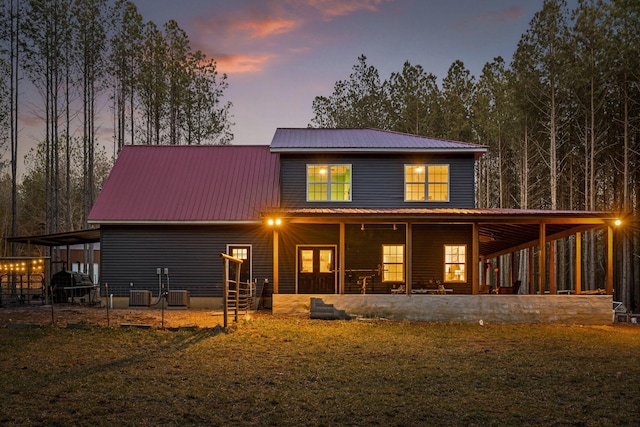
[0,0,233,257]
[310,0,639,310]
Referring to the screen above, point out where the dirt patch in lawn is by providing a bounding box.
[0,305,263,329]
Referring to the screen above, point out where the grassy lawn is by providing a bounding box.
[1,316,639,426]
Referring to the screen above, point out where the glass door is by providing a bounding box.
[297,246,336,294]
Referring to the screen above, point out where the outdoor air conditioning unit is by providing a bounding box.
[129,290,152,307]
[168,290,190,308]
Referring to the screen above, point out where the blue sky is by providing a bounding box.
[14,0,578,169]
[129,0,574,145]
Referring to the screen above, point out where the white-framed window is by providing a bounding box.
[404,164,449,201]
[227,244,252,284]
[444,244,466,283]
[307,164,351,201]
[382,244,404,282]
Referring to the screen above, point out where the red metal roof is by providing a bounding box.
[270,128,487,155]
[88,145,279,223]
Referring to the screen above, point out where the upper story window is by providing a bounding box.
[307,164,351,201]
[404,164,449,202]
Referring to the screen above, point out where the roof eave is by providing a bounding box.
[270,147,487,154]
[88,220,263,225]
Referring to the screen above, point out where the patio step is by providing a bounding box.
[310,297,351,320]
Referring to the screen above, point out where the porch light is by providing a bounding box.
[614,219,622,227]
[267,218,282,226]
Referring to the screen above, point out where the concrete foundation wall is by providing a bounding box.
[273,294,613,324]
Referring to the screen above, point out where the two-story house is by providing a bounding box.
[87,128,616,322]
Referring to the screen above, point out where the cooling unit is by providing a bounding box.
[129,290,151,307]
[168,290,190,307]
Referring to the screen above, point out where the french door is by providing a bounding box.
[297,246,336,294]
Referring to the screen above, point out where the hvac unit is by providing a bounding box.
[129,290,152,307]
[168,290,190,307]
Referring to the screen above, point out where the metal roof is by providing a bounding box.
[7,229,101,247]
[88,145,280,224]
[270,128,487,156]
[262,207,618,258]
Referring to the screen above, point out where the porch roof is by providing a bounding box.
[261,207,619,258]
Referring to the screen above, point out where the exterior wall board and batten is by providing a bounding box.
[100,224,273,299]
[280,153,476,208]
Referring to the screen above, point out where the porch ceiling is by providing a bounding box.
[477,223,601,259]
[263,207,618,259]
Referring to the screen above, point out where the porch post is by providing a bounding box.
[472,222,479,294]
[606,225,613,295]
[509,251,515,287]
[406,223,412,294]
[273,229,279,294]
[528,247,534,295]
[575,232,581,294]
[538,223,546,295]
[339,222,345,295]
[549,241,556,294]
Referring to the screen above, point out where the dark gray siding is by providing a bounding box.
[100,224,272,297]
[280,153,476,208]
[344,223,406,293]
[412,224,473,294]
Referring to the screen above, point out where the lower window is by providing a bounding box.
[444,244,466,282]
[382,245,404,282]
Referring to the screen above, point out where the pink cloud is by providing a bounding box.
[232,17,299,39]
[20,115,41,128]
[304,0,391,18]
[189,0,394,75]
[215,53,276,74]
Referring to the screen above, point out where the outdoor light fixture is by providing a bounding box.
[267,218,282,226]
[614,219,622,227]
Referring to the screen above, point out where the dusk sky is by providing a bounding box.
[129,0,577,146]
[12,0,582,172]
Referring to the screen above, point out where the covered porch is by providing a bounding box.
[263,208,621,298]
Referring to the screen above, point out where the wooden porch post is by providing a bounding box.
[549,241,556,294]
[339,222,345,294]
[509,252,515,287]
[273,229,279,294]
[606,226,613,295]
[528,248,534,295]
[406,223,412,294]
[472,222,479,294]
[538,223,546,295]
[575,232,581,295]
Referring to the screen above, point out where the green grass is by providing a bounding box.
[1,317,639,426]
